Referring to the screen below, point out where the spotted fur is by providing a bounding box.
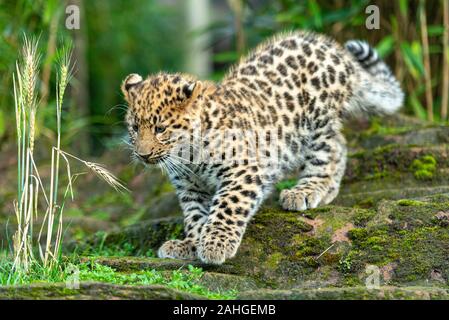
[121,31,404,265]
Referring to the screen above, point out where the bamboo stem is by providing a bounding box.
[442,0,449,121]
[228,0,246,55]
[40,9,59,107]
[420,0,434,121]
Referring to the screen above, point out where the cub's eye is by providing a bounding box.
[132,124,139,132]
[155,126,166,134]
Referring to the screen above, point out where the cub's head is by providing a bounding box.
[122,73,202,164]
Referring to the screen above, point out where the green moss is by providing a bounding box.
[342,275,363,287]
[338,250,357,274]
[364,170,389,181]
[354,197,375,209]
[392,226,449,282]
[410,155,437,180]
[361,117,411,137]
[255,209,314,233]
[364,236,388,251]
[353,229,389,250]
[346,144,405,183]
[396,199,426,207]
[265,252,284,270]
[348,228,368,241]
[294,237,329,258]
[353,209,376,226]
[372,144,400,156]
[414,170,434,180]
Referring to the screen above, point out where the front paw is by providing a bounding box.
[280,188,325,211]
[197,236,238,265]
[157,239,197,260]
[198,242,226,265]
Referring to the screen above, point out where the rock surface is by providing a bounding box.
[237,286,449,300]
[0,282,203,300]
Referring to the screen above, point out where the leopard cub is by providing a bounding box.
[122,31,403,265]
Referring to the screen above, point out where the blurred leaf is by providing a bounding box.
[410,94,427,120]
[427,25,445,36]
[322,6,364,25]
[275,4,303,25]
[0,109,5,137]
[400,42,425,78]
[390,16,398,33]
[399,0,408,17]
[43,0,58,25]
[429,44,442,54]
[308,0,322,29]
[213,51,240,63]
[376,36,395,58]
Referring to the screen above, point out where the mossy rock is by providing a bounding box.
[345,145,449,184]
[335,180,449,207]
[0,282,203,300]
[238,286,449,300]
[82,194,449,290]
[351,125,449,150]
[343,114,443,150]
[80,256,203,272]
[198,272,259,292]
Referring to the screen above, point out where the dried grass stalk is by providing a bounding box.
[11,36,128,275]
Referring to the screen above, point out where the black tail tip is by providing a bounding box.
[345,40,379,67]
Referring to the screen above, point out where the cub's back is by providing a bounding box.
[222,31,361,115]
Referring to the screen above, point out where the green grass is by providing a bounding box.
[0,252,68,285]
[0,253,237,299]
[74,231,156,257]
[78,262,237,299]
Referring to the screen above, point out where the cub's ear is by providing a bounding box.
[182,82,197,99]
[121,73,143,101]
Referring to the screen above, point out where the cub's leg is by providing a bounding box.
[158,180,211,260]
[197,166,267,265]
[321,141,347,205]
[280,132,347,211]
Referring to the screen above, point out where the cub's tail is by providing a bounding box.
[344,40,404,116]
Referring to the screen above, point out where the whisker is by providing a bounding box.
[167,156,199,180]
[106,104,128,115]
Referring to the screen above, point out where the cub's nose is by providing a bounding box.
[136,153,151,161]
[137,153,151,159]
